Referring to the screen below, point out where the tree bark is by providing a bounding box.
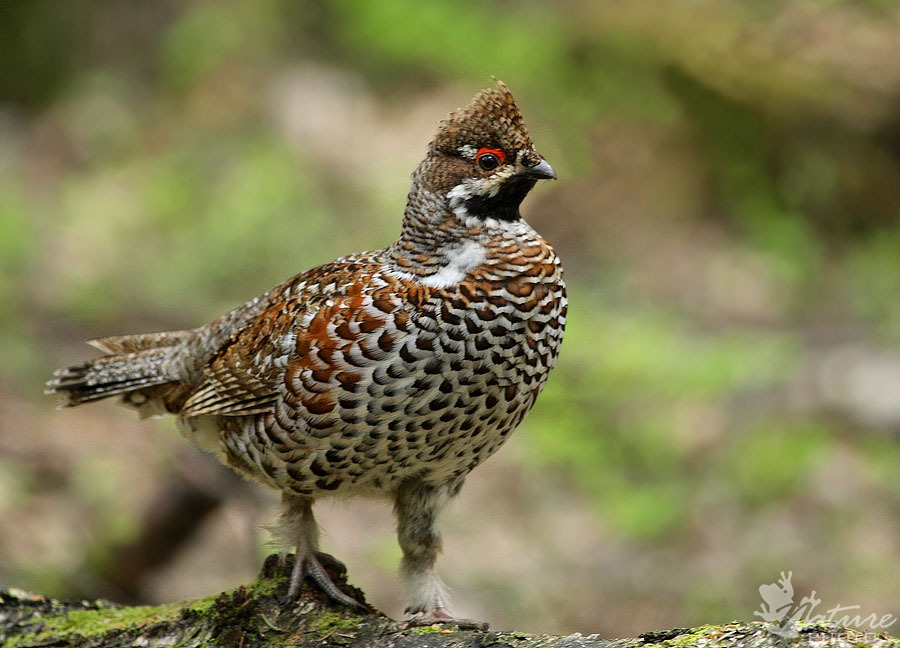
[1,555,897,647]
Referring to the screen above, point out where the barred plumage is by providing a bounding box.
[47,81,566,625]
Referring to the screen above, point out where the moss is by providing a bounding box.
[183,591,223,616]
[4,601,182,647]
[413,624,446,634]
[4,634,38,648]
[666,625,722,647]
[0,592,242,647]
[637,621,900,648]
[248,573,287,599]
[308,609,366,638]
[58,603,178,632]
[640,623,741,648]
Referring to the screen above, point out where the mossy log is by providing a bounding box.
[1,555,898,647]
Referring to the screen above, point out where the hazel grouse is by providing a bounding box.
[48,81,567,625]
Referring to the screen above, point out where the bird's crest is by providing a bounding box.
[431,80,533,156]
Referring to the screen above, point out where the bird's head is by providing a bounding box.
[415,81,555,225]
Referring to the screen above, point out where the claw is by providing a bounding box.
[313,551,348,579]
[286,551,367,610]
[287,552,304,599]
[406,611,490,631]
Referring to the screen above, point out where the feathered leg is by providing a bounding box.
[395,480,485,628]
[280,494,362,608]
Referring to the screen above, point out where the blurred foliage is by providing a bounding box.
[529,301,800,539]
[1,0,899,637]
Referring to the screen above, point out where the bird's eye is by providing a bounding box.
[476,147,506,172]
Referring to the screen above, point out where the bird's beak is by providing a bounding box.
[522,159,557,180]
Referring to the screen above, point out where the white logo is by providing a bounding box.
[755,572,896,639]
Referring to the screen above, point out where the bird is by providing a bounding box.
[47,80,567,625]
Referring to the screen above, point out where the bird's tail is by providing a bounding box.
[46,330,194,408]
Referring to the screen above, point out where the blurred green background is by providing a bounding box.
[1,0,899,637]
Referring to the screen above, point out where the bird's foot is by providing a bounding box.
[405,607,490,631]
[312,550,348,579]
[286,551,367,610]
[278,551,347,585]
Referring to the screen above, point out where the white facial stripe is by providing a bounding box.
[446,182,473,220]
[458,145,478,160]
[447,181,473,204]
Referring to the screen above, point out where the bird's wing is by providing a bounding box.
[179,257,391,418]
[180,295,301,417]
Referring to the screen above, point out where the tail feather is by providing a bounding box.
[47,344,181,408]
[87,330,194,354]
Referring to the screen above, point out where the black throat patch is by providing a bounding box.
[462,176,538,222]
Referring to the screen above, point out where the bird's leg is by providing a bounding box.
[280,494,362,609]
[395,481,488,630]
